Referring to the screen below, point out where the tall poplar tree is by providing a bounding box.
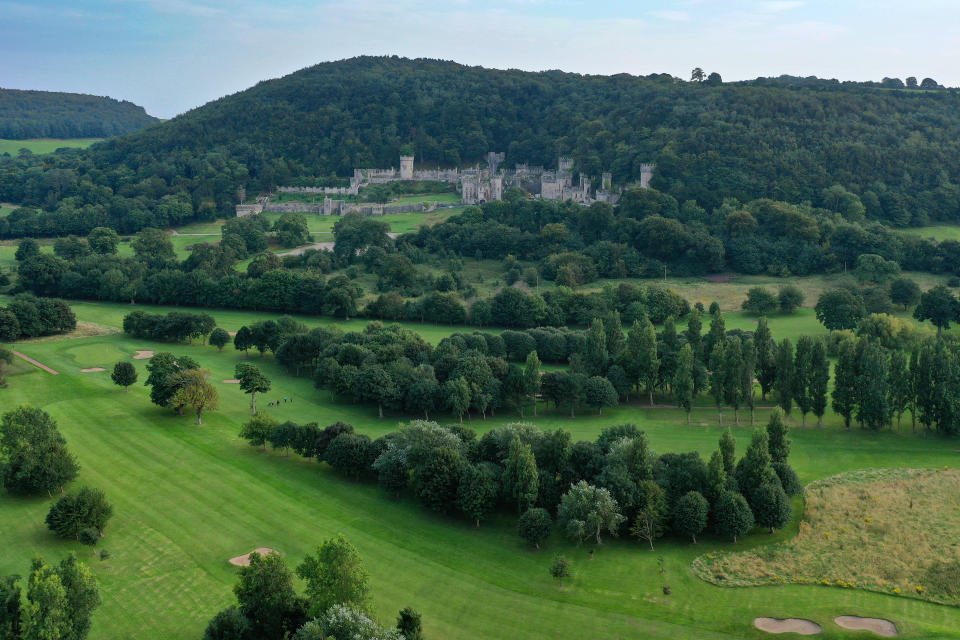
[523,351,542,417]
[773,338,795,415]
[832,340,858,428]
[722,338,744,425]
[636,315,660,406]
[856,340,890,430]
[741,339,757,426]
[793,336,814,426]
[505,437,539,513]
[809,339,830,427]
[585,318,609,377]
[754,317,776,400]
[685,308,703,359]
[709,342,727,425]
[673,344,695,424]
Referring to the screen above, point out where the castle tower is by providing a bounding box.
[602,172,612,191]
[639,164,655,189]
[558,157,574,172]
[400,155,414,180]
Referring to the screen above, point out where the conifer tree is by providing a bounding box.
[793,336,814,426]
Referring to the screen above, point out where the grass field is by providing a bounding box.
[0,138,103,155]
[2,302,960,639]
[693,468,960,606]
[899,225,960,242]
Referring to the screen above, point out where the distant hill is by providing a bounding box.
[2,56,960,236]
[0,88,158,139]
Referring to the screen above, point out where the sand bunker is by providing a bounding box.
[228,331,237,336]
[133,350,154,360]
[222,379,240,384]
[228,548,275,566]
[835,616,898,637]
[754,618,822,635]
[80,367,105,373]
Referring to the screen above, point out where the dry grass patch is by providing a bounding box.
[16,321,117,343]
[692,468,960,605]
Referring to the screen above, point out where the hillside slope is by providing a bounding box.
[1,56,959,234]
[0,88,157,139]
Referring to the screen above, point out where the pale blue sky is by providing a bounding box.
[1,0,958,118]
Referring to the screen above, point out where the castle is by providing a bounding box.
[238,153,653,216]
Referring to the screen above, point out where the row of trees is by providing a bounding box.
[122,310,216,343]
[0,294,76,342]
[203,537,422,640]
[239,416,799,550]
[0,555,101,640]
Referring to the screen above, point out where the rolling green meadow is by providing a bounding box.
[2,300,960,639]
[0,138,103,156]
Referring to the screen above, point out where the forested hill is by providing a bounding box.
[2,56,960,235]
[0,88,157,139]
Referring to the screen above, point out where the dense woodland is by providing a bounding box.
[0,88,157,140]
[1,57,960,239]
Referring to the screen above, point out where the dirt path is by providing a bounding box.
[10,351,59,375]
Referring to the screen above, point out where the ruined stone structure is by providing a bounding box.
[240,153,654,217]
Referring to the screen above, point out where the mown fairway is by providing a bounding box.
[2,302,960,639]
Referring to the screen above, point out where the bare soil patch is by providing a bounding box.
[133,350,154,360]
[228,331,237,336]
[15,322,117,343]
[835,616,898,637]
[80,367,106,373]
[753,618,821,635]
[229,548,275,566]
[222,379,240,384]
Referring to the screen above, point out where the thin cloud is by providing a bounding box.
[756,1,804,12]
[650,10,691,21]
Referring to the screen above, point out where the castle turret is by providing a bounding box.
[400,155,414,180]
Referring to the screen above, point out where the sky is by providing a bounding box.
[1,0,959,118]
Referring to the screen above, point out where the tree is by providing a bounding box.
[15,238,40,262]
[709,341,727,424]
[742,287,777,315]
[809,340,830,426]
[0,575,21,640]
[765,409,790,466]
[585,318,608,376]
[583,376,618,415]
[234,552,306,640]
[53,553,100,640]
[754,317,776,400]
[353,365,396,419]
[557,480,625,545]
[325,433,373,480]
[773,339,794,415]
[673,491,709,543]
[913,284,960,336]
[240,414,278,449]
[722,338,745,424]
[203,606,250,640]
[456,463,498,527]
[832,339,858,428]
[396,607,423,640]
[415,447,463,514]
[685,307,703,359]
[1,405,79,496]
[309,604,403,640]
[87,226,120,255]
[45,486,113,542]
[22,561,70,640]
[890,277,921,311]
[793,336,814,426]
[505,437,539,512]
[297,535,370,618]
[673,344,695,424]
[777,285,805,314]
[712,491,754,543]
[634,316,660,405]
[855,339,890,430]
[630,480,667,550]
[549,555,570,587]
[272,212,311,247]
[110,361,137,392]
[523,350,542,416]
[209,327,231,351]
[131,227,175,266]
[753,482,792,533]
[518,507,552,548]
[144,352,200,410]
[719,429,736,479]
[234,326,254,356]
[815,288,866,330]
[445,376,470,423]
[888,350,911,430]
[235,362,271,415]
[169,368,219,425]
[690,67,705,82]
